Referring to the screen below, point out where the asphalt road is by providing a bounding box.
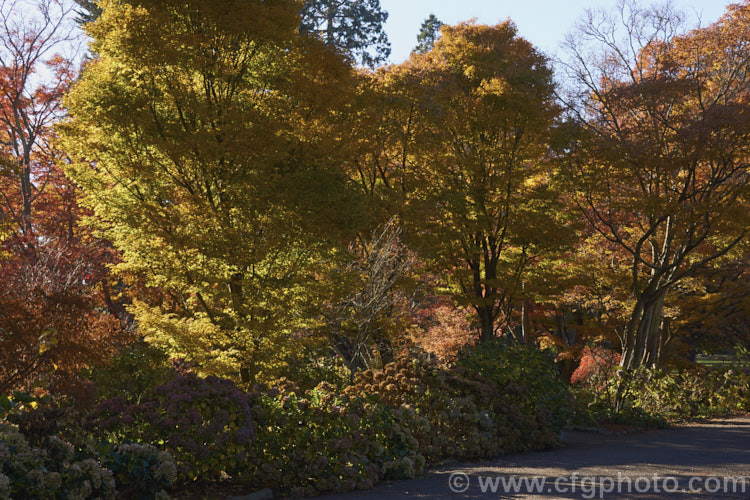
[316,417,750,499]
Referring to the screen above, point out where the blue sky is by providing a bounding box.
[380,0,734,63]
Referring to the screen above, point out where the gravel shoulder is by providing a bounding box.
[315,416,750,499]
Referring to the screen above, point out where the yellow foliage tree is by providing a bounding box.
[60,0,363,385]
[362,22,567,341]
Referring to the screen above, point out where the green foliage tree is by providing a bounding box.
[414,14,443,54]
[60,0,363,385]
[300,0,390,67]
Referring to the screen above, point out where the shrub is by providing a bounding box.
[87,374,256,482]
[84,341,177,404]
[0,474,9,500]
[574,365,750,427]
[456,340,572,435]
[0,242,123,397]
[102,442,177,499]
[248,382,422,497]
[0,391,54,425]
[0,423,116,499]
[2,352,579,499]
[570,346,621,387]
[346,355,560,464]
[581,399,669,429]
[57,348,576,497]
[284,348,352,392]
[620,367,750,420]
[7,404,66,446]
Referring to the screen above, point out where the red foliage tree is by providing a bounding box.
[411,296,476,362]
[0,0,77,237]
[570,346,621,387]
[0,239,123,393]
[0,0,126,393]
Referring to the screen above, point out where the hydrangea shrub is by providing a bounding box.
[103,443,177,499]
[0,424,116,500]
[456,340,572,435]
[347,355,562,463]
[247,382,423,497]
[88,374,256,481]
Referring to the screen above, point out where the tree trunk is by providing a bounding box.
[21,160,33,236]
[325,6,335,45]
[331,332,367,376]
[477,304,495,342]
[556,310,575,345]
[239,364,256,387]
[646,315,671,367]
[520,298,530,344]
[615,289,667,410]
[620,289,666,370]
[633,291,665,369]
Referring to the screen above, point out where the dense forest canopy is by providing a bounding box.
[0,0,747,418]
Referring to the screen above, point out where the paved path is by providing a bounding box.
[317,417,750,499]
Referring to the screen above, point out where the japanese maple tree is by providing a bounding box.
[559,0,750,372]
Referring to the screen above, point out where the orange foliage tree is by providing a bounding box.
[360,22,569,342]
[559,1,750,373]
[0,0,77,237]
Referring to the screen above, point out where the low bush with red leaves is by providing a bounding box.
[570,346,621,387]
